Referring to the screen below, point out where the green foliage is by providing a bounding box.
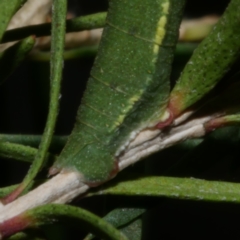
[84,208,145,240]
[23,204,128,240]
[0,36,35,85]
[2,12,107,44]
[1,0,240,239]
[92,174,240,203]
[169,0,240,116]
[1,0,67,204]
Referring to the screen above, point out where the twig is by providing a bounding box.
[0,114,214,226]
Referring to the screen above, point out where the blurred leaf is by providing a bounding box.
[120,217,142,240]
[103,208,145,229]
[84,208,145,240]
[1,12,107,44]
[0,134,67,153]
[0,0,27,41]
[29,43,197,62]
[8,231,45,240]
[0,36,35,84]
[0,141,56,165]
[29,46,98,62]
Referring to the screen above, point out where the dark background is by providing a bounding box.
[2,0,240,239]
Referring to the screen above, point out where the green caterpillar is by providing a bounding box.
[51,0,185,184]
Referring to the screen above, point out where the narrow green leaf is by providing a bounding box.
[0,142,38,163]
[94,175,240,203]
[1,0,67,204]
[0,36,35,84]
[0,204,128,240]
[0,141,56,165]
[169,0,240,117]
[0,0,27,41]
[0,134,67,152]
[66,12,106,32]
[1,12,107,44]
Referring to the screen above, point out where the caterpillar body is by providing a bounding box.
[52,0,185,183]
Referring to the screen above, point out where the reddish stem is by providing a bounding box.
[1,184,25,205]
[0,214,32,238]
[155,110,174,129]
